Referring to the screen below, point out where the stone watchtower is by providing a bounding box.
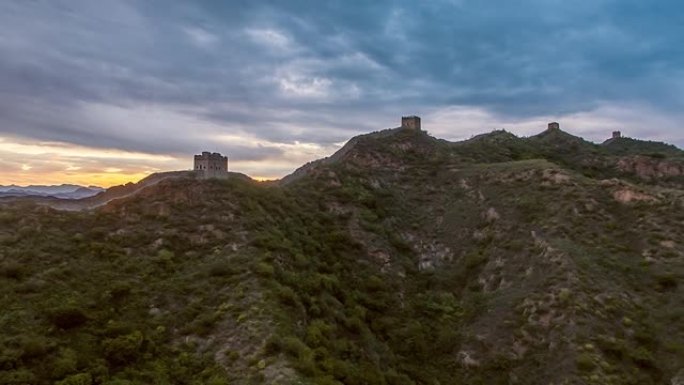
[194,152,228,178]
[548,122,560,131]
[401,116,421,130]
[612,131,622,139]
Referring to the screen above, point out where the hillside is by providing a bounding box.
[0,172,252,211]
[0,125,683,385]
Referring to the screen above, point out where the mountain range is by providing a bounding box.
[0,124,682,385]
[0,184,104,200]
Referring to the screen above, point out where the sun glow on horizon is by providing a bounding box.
[250,176,279,182]
[0,135,329,188]
[0,171,157,188]
[0,136,184,187]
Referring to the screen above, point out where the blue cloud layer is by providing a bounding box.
[1,0,683,159]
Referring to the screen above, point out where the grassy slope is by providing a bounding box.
[0,128,682,385]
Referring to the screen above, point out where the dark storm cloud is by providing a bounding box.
[1,0,683,159]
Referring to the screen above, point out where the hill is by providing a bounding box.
[0,125,682,385]
[0,171,251,211]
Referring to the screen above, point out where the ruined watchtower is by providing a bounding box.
[194,152,228,179]
[401,116,421,130]
[612,131,622,139]
[548,122,560,131]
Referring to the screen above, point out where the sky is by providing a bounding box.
[1,0,683,186]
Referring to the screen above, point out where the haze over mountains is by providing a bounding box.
[0,184,104,199]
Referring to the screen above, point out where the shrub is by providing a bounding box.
[19,335,51,360]
[102,378,133,385]
[207,261,236,277]
[654,273,678,292]
[557,288,572,305]
[191,312,221,336]
[51,348,78,379]
[103,320,134,338]
[263,336,282,355]
[153,249,175,270]
[48,306,88,330]
[275,285,298,307]
[281,336,308,358]
[56,373,92,385]
[576,353,595,372]
[206,375,230,385]
[630,347,656,370]
[224,349,240,361]
[0,347,21,370]
[0,369,36,384]
[465,252,487,270]
[254,262,275,278]
[0,262,24,279]
[107,282,133,303]
[596,336,626,360]
[102,331,144,366]
[306,320,333,347]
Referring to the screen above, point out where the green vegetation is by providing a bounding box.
[0,126,682,384]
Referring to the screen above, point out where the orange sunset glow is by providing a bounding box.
[0,135,334,187]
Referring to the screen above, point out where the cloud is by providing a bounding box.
[183,26,219,48]
[0,0,683,185]
[278,75,333,98]
[425,103,684,148]
[245,28,293,51]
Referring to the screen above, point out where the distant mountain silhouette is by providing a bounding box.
[0,184,104,199]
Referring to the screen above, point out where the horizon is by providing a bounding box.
[2,1,683,187]
[1,122,677,188]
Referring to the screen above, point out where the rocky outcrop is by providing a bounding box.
[617,156,684,180]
